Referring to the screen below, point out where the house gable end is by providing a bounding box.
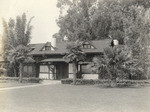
[80,41,96,49]
[40,42,56,51]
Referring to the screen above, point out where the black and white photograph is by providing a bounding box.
[0,0,150,112]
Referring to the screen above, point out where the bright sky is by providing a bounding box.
[0,0,60,45]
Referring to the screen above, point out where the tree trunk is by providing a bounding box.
[19,62,23,83]
[72,61,77,85]
[110,69,117,87]
[13,64,17,77]
[105,66,117,87]
[98,68,101,79]
[110,77,117,87]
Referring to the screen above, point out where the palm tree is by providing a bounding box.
[88,45,136,87]
[1,13,34,77]
[8,44,31,83]
[64,41,86,85]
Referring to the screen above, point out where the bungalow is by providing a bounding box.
[27,37,111,80]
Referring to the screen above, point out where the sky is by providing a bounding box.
[0,0,60,45]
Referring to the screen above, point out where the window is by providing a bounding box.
[81,42,94,49]
[28,66,32,73]
[24,66,27,72]
[23,66,33,73]
[41,45,55,51]
[45,46,51,51]
[81,64,91,74]
[69,63,81,74]
[40,65,49,73]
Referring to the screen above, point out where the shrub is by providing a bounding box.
[23,72,36,77]
[21,77,43,83]
[61,78,109,85]
[0,77,42,83]
[61,78,150,87]
[0,77,18,81]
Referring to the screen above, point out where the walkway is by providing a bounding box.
[0,80,60,91]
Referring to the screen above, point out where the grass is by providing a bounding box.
[0,82,150,112]
[0,80,39,88]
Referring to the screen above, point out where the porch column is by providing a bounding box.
[35,63,40,77]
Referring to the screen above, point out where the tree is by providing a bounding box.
[56,0,131,41]
[123,5,150,78]
[1,13,34,77]
[87,55,108,79]
[88,45,137,87]
[56,0,98,41]
[8,45,31,82]
[56,0,150,79]
[63,41,86,85]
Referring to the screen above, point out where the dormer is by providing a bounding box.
[41,42,55,51]
[80,41,95,49]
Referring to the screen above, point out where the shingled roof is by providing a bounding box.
[29,39,111,55]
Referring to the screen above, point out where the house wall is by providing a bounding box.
[39,65,56,79]
[82,74,98,79]
[68,63,73,78]
[68,63,99,79]
[32,53,103,80]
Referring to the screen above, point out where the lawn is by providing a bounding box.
[0,83,150,112]
[0,80,39,88]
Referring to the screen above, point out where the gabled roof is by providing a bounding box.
[28,43,45,55]
[29,39,111,55]
[40,42,56,51]
[79,40,96,49]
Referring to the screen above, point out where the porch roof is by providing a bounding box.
[40,58,66,62]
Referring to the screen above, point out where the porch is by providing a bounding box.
[39,59,68,80]
[23,58,99,80]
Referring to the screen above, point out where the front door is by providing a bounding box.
[56,62,68,80]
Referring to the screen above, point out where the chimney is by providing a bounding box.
[52,33,62,48]
[53,37,56,47]
[52,35,63,48]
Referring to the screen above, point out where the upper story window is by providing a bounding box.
[41,42,55,51]
[81,42,94,49]
[45,46,51,51]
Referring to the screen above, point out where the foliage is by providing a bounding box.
[56,0,150,41]
[1,13,34,78]
[0,68,7,76]
[57,0,150,79]
[61,78,150,87]
[21,77,42,83]
[56,0,97,41]
[0,77,42,83]
[7,44,32,82]
[88,45,139,87]
[103,46,136,80]
[64,41,86,62]
[63,41,86,84]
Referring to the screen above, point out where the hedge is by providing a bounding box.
[61,78,150,87]
[0,77,42,83]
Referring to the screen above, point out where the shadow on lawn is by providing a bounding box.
[95,83,150,89]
